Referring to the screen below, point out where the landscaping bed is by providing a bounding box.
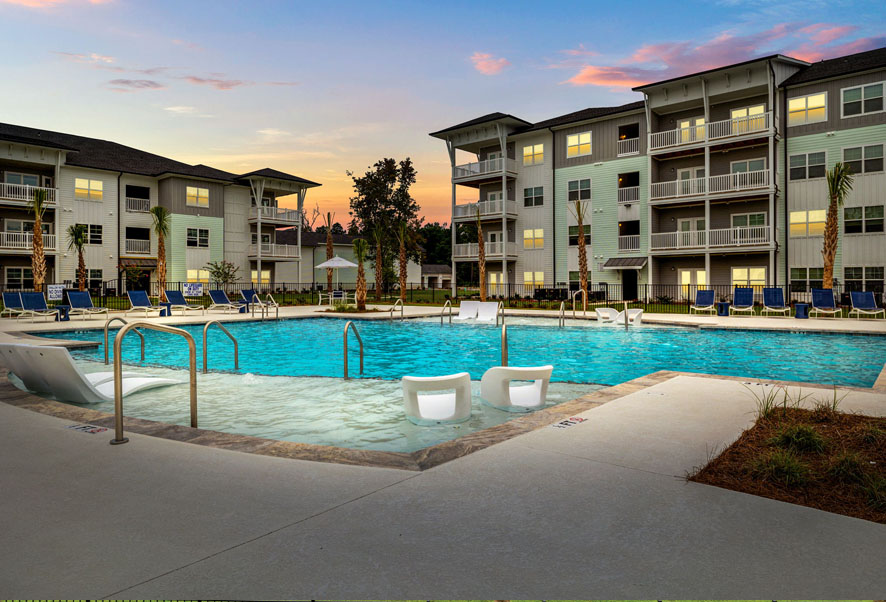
[691,402,885,524]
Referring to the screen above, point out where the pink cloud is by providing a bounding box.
[799,23,856,45]
[2,0,111,6]
[561,44,597,57]
[180,75,250,90]
[566,65,650,89]
[470,52,510,75]
[107,79,165,92]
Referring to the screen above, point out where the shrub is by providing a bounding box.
[332,304,357,312]
[745,383,783,421]
[860,424,886,446]
[827,451,868,484]
[810,386,848,421]
[769,424,827,453]
[862,476,886,511]
[750,450,810,487]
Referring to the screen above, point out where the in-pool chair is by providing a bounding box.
[480,365,553,412]
[452,300,480,321]
[595,308,620,323]
[401,372,472,425]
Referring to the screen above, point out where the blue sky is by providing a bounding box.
[1,0,884,222]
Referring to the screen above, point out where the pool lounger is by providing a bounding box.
[1,292,25,318]
[810,288,841,318]
[729,287,755,316]
[402,372,472,425]
[615,308,644,325]
[452,300,479,321]
[761,287,791,317]
[126,290,163,317]
[475,301,500,323]
[595,308,619,323]
[68,291,109,320]
[689,290,716,315]
[208,290,247,313]
[848,290,885,319]
[481,365,553,412]
[20,292,59,322]
[0,343,181,404]
[165,290,205,316]
[242,289,279,310]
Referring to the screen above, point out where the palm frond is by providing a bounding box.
[826,161,854,206]
[149,205,171,237]
[66,223,88,252]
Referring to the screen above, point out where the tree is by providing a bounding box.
[418,222,451,265]
[476,208,486,302]
[205,260,240,284]
[353,238,369,311]
[149,206,171,301]
[822,162,854,289]
[372,228,384,301]
[320,211,335,290]
[569,199,590,310]
[66,224,89,291]
[28,188,50,292]
[395,221,416,302]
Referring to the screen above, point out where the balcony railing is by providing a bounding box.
[0,231,56,250]
[452,158,517,180]
[0,183,57,205]
[248,243,300,259]
[452,241,518,259]
[650,170,769,201]
[618,235,641,252]
[651,177,706,200]
[649,112,772,151]
[125,239,151,254]
[708,170,770,195]
[125,197,151,213]
[617,186,640,204]
[650,226,771,250]
[452,199,517,219]
[252,206,301,223]
[617,137,640,156]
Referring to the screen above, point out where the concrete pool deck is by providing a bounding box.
[1,372,884,598]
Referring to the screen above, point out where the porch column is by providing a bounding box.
[767,65,777,286]
[704,199,711,285]
[702,78,711,274]
[643,94,653,299]
[297,187,306,284]
[447,139,457,297]
[497,124,508,293]
[249,178,266,285]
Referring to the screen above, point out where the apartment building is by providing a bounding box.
[0,123,319,291]
[432,47,886,299]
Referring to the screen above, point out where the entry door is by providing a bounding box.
[487,191,503,209]
[488,272,502,296]
[730,104,765,134]
[678,167,705,195]
[486,151,502,170]
[678,269,707,299]
[678,217,705,247]
[622,270,638,301]
[678,117,705,143]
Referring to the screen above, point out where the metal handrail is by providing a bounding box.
[559,301,565,327]
[343,320,363,380]
[103,316,144,365]
[440,299,452,325]
[390,298,404,320]
[572,289,587,318]
[249,293,279,321]
[266,293,279,320]
[501,323,508,366]
[202,320,238,373]
[495,301,505,326]
[110,321,197,445]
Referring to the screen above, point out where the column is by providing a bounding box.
[497,124,508,294]
[297,187,306,284]
[447,140,457,297]
[249,179,265,286]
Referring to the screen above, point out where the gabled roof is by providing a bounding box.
[429,112,531,137]
[633,54,808,91]
[782,47,886,86]
[421,264,452,275]
[0,131,77,151]
[513,100,646,134]
[238,167,321,187]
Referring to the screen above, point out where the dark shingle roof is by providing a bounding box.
[429,112,531,137]
[238,167,321,187]
[513,100,646,134]
[421,264,451,275]
[782,47,886,86]
[0,131,77,151]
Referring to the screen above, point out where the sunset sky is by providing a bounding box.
[1,0,884,224]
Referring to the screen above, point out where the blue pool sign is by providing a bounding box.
[182,283,204,297]
[47,284,64,301]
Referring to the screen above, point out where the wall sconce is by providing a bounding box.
[670,266,676,271]
[670,217,675,222]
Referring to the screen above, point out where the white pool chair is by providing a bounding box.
[614,308,644,325]
[475,301,500,323]
[401,372,472,425]
[452,300,479,321]
[595,308,619,323]
[0,344,140,392]
[480,365,553,412]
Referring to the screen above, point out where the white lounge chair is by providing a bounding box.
[614,308,644,325]
[595,308,619,323]
[849,291,885,319]
[480,365,553,412]
[318,290,355,305]
[452,300,479,320]
[0,343,181,404]
[401,372,472,425]
[0,344,139,392]
[165,290,205,316]
[475,301,500,323]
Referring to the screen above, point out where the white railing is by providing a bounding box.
[707,112,771,141]
[617,137,640,156]
[650,230,706,250]
[618,235,641,252]
[650,124,706,151]
[125,239,151,254]
[650,170,770,201]
[0,183,57,204]
[253,206,301,223]
[708,170,770,194]
[617,186,640,204]
[452,199,516,219]
[453,157,517,179]
[125,197,151,213]
[452,241,518,258]
[650,177,706,200]
[650,226,770,250]
[0,231,56,250]
[248,243,300,259]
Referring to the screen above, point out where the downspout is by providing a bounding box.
[549,126,556,285]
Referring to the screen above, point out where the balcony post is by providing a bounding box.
[297,187,306,283]
[249,178,265,286]
[497,123,508,293]
[447,139,457,297]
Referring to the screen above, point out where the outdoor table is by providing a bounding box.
[55,305,70,322]
[795,303,809,319]
[158,302,173,317]
[716,301,730,317]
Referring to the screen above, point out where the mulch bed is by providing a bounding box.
[691,407,886,523]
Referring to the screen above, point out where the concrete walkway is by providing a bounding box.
[2,374,884,598]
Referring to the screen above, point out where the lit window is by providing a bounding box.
[250,269,271,284]
[523,186,543,207]
[843,144,883,174]
[844,205,884,234]
[568,225,591,246]
[789,152,826,180]
[842,82,883,117]
[789,210,826,237]
[566,132,591,158]
[567,179,591,202]
[74,178,103,201]
[186,186,209,207]
[522,144,544,166]
[186,228,210,248]
[186,269,210,284]
[523,228,543,249]
[523,271,544,290]
[732,267,766,287]
[788,93,826,126]
[730,104,766,133]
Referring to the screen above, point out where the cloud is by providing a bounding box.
[267,81,300,87]
[163,106,196,114]
[54,51,115,64]
[180,75,250,90]
[561,44,598,57]
[470,52,510,75]
[2,0,111,6]
[107,79,165,92]
[257,128,290,138]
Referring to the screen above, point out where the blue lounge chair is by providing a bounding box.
[689,289,716,314]
[1,292,24,318]
[208,289,246,313]
[810,288,840,318]
[126,290,161,317]
[729,287,755,316]
[849,291,885,320]
[20,292,58,322]
[761,287,790,317]
[68,291,108,320]
[242,288,278,310]
[165,290,205,315]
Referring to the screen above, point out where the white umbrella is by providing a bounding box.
[315,255,358,287]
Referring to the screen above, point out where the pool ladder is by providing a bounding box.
[501,323,508,366]
[389,298,404,320]
[558,301,565,327]
[103,316,144,364]
[250,293,279,321]
[343,320,364,379]
[202,320,238,373]
[440,299,452,325]
[496,301,505,326]
[572,289,587,318]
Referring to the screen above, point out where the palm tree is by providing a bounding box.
[476,208,486,302]
[372,228,384,301]
[321,211,335,291]
[822,162,854,289]
[27,189,49,292]
[66,224,89,291]
[395,221,413,303]
[353,238,369,311]
[149,206,171,301]
[569,199,590,310]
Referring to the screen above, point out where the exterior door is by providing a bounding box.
[622,270,638,301]
[488,272,502,296]
[678,217,705,247]
[678,117,705,143]
[679,268,707,299]
[678,167,705,195]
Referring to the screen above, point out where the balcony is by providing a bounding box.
[249,205,301,225]
[248,243,300,260]
[125,239,151,254]
[649,112,771,153]
[617,186,640,204]
[0,231,56,251]
[650,226,771,251]
[452,199,517,221]
[125,197,151,213]
[650,170,770,202]
[452,241,518,260]
[0,183,57,206]
[618,235,641,253]
[452,158,518,183]
[617,138,640,157]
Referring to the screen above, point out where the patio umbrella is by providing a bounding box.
[315,255,358,287]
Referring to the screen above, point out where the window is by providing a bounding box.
[730,104,766,133]
[75,224,102,245]
[6,219,50,235]
[522,144,544,166]
[731,158,766,173]
[678,117,705,143]
[4,172,40,187]
[523,271,544,290]
[523,186,543,207]
[251,233,272,245]
[186,186,209,207]
[843,145,883,174]
[789,210,826,237]
[731,212,766,228]
[567,179,591,202]
[87,269,102,290]
[74,178,103,201]
[250,269,271,284]
[568,225,591,246]
[790,267,824,292]
[523,228,543,249]
[788,93,826,126]
[844,205,884,234]
[187,269,210,284]
[5,267,33,288]
[732,267,766,287]
[566,132,591,157]
[842,82,883,117]
[844,266,884,293]
[186,228,210,248]
[789,152,826,180]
